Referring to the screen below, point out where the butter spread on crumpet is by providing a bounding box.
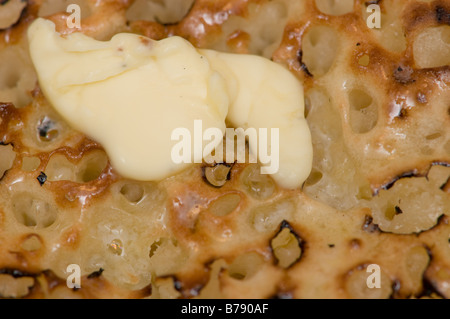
[27,18,312,189]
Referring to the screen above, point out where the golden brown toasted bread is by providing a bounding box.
[0,0,448,298]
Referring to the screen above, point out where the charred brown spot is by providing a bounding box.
[0,268,37,278]
[362,215,380,233]
[419,277,446,299]
[203,163,232,188]
[297,50,313,77]
[381,170,418,191]
[436,6,450,25]
[87,268,104,279]
[394,65,415,84]
[172,275,204,298]
[36,171,47,186]
[270,220,304,268]
[37,116,59,142]
[173,276,183,291]
[167,267,210,298]
[399,107,409,118]
[279,220,303,244]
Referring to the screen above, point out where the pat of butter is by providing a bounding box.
[27,18,312,189]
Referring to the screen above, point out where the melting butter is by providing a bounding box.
[27,18,312,189]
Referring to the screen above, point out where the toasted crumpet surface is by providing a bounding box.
[0,0,449,299]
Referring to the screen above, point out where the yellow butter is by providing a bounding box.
[27,18,312,189]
